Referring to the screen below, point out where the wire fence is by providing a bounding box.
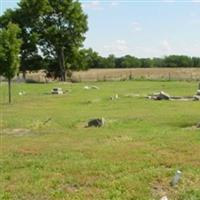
[71,68,200,82]
[1,68,200,83]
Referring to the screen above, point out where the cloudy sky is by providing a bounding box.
[1,0,200,58]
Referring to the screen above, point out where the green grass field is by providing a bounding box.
[1,80,200,200]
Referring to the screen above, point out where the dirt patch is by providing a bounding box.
[152,183,167,198]
[64,184,79,193]
[112,135,133,142]
[2,128,31,136]
[28,118,52,130]
[183,126,200,131]
[16,147,41,155]
[151,179,174,199]
[182,122,200,130]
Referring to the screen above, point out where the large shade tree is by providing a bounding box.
[0,6,42,79]
[17,0,88,81]
[0,23,22,103]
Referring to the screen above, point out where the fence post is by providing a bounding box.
[168,72,171,81]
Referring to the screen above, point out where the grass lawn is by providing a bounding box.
[0,80,200,200]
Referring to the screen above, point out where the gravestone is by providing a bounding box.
[87,118,105,128]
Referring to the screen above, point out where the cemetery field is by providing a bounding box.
[0,80,200,200]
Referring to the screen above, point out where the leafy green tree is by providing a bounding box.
[95,56,108,68]
[152,58,165,67]
[164,55,193,67]
[0,7,41,78]
[43,57,60,79]
[78,48,100,69]
[121,55,141,68]
[105,55,116,68]
[115,57,123,68]
[192,57,200,68]
[0,23,22,103]
[22,54,44,71]
[70,49,90,71]
[140,58,153,68]
[18,0,88,81]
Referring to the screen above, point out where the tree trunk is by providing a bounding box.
[21,57,26,80]
[8,77,11,104]
[22,70,26,80]
[58,47,66,81]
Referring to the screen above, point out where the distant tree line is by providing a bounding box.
[34,49,200,77]
[18,49,200,72]
[77,49,200,69]
[13,48,200,76]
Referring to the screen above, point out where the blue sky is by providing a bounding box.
[0,0,200,58]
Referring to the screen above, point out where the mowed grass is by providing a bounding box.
[0,80,200,200]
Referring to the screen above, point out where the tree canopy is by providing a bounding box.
[0,23,22,78]
[0,23,22,103]
[20,0,88,81]
[71,53,200,69]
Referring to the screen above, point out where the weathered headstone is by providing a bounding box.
[157,91,170,100]
[51,87,63,94]
[193,95,200,101]
[87,118,105,128]
[91,85,99,90]
[149,91,170,100]
[170,170,182,187]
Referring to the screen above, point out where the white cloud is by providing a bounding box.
[189,11,200,25]
[97,40,200,58]
[115,40,128,51]
[82,0,120,10]
[131,21,142,32]
[181,43,200,56]
[189,12,196,17]
[160,40,172,52]
[191,0,200,3]
[103,40,129,56]
[82,1,103,10]
[162,0,176,3]
[110,0,120,6]
[191,19,200,25]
